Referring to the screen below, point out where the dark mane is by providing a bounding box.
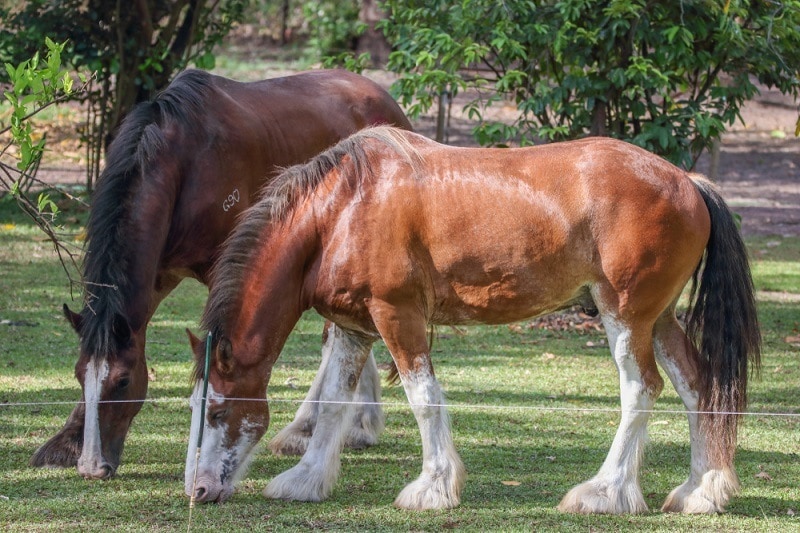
[80,69,216,357]
[199,126,418,347]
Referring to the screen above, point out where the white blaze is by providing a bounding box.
[78,358,110,474]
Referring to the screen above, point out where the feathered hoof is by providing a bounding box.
[393,466,466,510]
[343,424,380,451]
[30,431,82,468]
[262,462,334,502]
[661,468,739,514]
[268,428,310,456]
[557,479,648,515]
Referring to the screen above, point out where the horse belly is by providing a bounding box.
[429,259,591,325]
[425,212,593,326]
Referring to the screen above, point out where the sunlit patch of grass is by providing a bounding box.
[1,214,798,531]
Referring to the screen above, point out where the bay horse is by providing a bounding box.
[30,69,412,479]
[185,126,760,513]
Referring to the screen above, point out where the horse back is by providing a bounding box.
[312,133,710,326]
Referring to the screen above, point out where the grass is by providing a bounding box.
[1,199,799,532]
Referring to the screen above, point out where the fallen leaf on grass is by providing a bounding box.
[755,465,773,481]
[784,335,800,347]
[501,480,521,486]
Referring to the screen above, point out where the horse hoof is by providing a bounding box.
[263,464,332,502]
[557,479,648,514]
[661,468,738,514]
[268,431,310,456]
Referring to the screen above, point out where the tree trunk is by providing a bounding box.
[356,0,391,67]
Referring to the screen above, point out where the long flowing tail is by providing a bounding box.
[686,175,761,466]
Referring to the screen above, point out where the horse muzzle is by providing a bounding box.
[78,462,116,480]
[77,454,117,480]
[187,478,234,504]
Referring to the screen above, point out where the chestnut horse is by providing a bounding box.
[186,127,760,512]
[30,70,411,479]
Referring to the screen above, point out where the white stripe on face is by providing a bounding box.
[185,381,260,501]
[78,358,110,475]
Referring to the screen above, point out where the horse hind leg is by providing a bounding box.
[653,312,739,514]
[558,314,663,514]
[263,324,374,502]
[269,322,385,456]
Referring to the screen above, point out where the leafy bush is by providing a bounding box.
[381,0,800,167]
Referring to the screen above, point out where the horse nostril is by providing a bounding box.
[194,486,208,502]
[99,464,114,480]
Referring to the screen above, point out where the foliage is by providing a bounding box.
[303,0,366,61]
[0,0,248,189]
[381,0,800,168]
[1,38,87,284]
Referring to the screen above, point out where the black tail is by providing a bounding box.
[686,175,761,465]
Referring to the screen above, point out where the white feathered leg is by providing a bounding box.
[264,325,373,501]
[654,315,740,514]
[558,316,661,514]
[270,323,384,456]
[393,366,466,510]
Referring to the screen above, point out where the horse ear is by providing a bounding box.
[63,304,83,334]
[186,329,203,355]
[215,337,235,376]
[112,313,132,348]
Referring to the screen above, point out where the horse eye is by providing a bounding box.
[117,377,130,390]
[210,408,230,422]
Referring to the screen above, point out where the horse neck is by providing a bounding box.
[86,163,181,334]
[227,213,318,368]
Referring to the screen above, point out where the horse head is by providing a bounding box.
[66,304,147,479]
[184,330,270,503]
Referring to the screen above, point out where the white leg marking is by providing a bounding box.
[346,349,385,449]
[394,366,466,510]
[654,335,739,513]
[77,358,109,477]
[270,326,384,456]
[268,336,331,456]
[558,317,650,514]
[264,325,371,502]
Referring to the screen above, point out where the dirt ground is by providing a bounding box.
[34,72,798,238]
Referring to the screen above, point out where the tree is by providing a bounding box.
[0,0,247,189]
[380,0,800,168]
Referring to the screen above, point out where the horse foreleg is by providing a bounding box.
[654,314,740,514]
[263,324,373,502]
[269,322,385,456]
[558,316,662,514]
[373,307,465,510]
[393,362,465,510]
[30,401,85,467]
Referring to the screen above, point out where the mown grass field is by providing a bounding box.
[1,192,799,532]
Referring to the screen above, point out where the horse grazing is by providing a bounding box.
[30,70,411,479]
[186,127,760,513]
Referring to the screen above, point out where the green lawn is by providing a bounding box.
[1,201,798,532]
